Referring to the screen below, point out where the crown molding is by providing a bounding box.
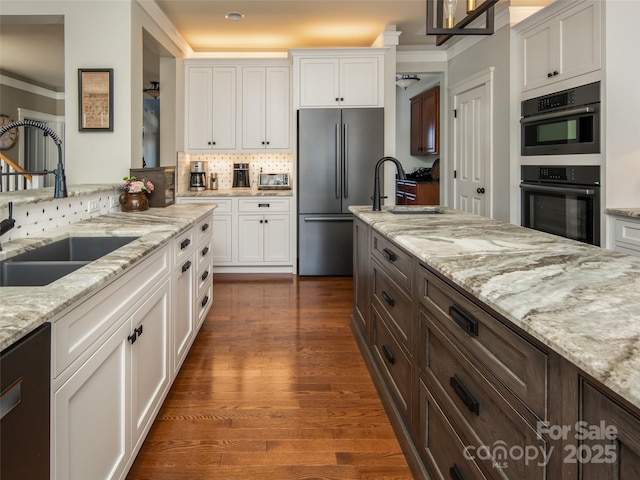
[136,0,193,57]
[0,75,64,101]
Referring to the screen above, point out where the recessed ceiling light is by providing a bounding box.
[225,12,244,21]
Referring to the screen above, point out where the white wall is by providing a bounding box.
[447,26,512,222]
[604,0,640,208]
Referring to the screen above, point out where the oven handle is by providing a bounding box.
[520,106,595,124]
[520,183,597,196]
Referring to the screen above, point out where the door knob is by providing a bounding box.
[476,187,485,194]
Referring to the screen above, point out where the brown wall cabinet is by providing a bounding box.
[396,180,439,206]
[410,86,440,156]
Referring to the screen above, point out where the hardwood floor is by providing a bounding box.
[126,274,413,480]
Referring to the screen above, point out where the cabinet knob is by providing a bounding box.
[553,70,559,76]
[547,72,554,78]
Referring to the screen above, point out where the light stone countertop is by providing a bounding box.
[605,208,640,218]
[178,188,293,197]
[0,184,120,208]
[350,205,640,411]
[0,203,217,351]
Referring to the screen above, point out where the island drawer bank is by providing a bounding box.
[0,203,216,480]
[349,206,640,480]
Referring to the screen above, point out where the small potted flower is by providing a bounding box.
[119,176,155,212]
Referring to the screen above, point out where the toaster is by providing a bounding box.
[258,173,291,190]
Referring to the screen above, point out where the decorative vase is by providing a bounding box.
[119,192,149,212]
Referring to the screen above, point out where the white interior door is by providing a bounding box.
[452,71,493,217]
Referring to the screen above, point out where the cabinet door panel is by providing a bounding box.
[265,66,290,149]
[131,279,170,449]
[557,1,601,80]
[581,381,640,480]
[54,321,130,480]
[211,67,237,149]
[521,22,554,91]
[340,57,379,107]
[186,67,214,150]
[299,58,339,107]
[238,215,264,262]
[263,214,290,263]
[242,67,266,149]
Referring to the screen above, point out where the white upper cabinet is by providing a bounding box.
[186,66,237,151]
[242,66,291,150]
[519,0,601,93]
[293,50,384,108]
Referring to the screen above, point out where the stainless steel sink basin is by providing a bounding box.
[387,207,445,215]
[0,236,138,286]
[7,236,138,262]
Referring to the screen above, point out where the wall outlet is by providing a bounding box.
[87,199,100,214]
[108,196,119,209]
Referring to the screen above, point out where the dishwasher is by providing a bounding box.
[1,322,51,479]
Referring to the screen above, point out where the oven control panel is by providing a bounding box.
[538,167,570,181]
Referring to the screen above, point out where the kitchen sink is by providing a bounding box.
[0,236,138,286]
[387,207,445,215]
[0,261,89,287]
[7,236,139,262]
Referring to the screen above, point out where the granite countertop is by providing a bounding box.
[350,205,640,411]
[178,188,293,197]
[605,208,640,218]
[0,203,217,351]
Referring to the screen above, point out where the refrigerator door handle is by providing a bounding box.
[335,123,341,199]
[303,216,353,222]
[343,123,348,199]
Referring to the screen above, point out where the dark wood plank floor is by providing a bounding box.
[126,274,413,480]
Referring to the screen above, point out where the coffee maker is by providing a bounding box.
[189,161,206,191]
[233,163,250,188]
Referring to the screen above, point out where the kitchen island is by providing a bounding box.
[350,205,640,480]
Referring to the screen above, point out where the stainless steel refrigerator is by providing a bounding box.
[297,108,383,276]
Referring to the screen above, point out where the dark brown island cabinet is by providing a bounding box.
[396,179,439,206]
[351,216,640,480]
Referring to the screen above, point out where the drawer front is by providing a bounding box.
[419,266,548,419]
[614,218,640,251]
[238,198,290,213]
[422,310,547,479]
[197,235,212,271]
[372,261,412,351]
[53,245,170,377]
[371,306,412,423]
[418,380,489,480]
[211,198,232,213]
[174,227,195,267]
[371,231,412,292]
[197,214,213,244]
[197,258,212,294]
[196,282,212,329]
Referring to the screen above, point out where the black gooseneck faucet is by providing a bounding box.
[0,202,16,251]
[0,119,68,199]
[372,156,406,211]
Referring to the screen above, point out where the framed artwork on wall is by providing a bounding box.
[78,68,113,131]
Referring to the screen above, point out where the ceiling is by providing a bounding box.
[0,0,552,93]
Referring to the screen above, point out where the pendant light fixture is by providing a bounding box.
[426,0,499,46]
[395,75,421,90]
[143,81,160,99]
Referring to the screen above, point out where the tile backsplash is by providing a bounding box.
[177,152,293,191]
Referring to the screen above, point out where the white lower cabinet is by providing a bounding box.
[608,214,640,258]
[178,196,294,272]
[52,211,214,480]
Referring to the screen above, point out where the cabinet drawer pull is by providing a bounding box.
[450,464,465,480]
[258,203,270,208]
[381,290,395,307]
[180,238,191,250]
[382,248,396,262]
[201,295,209,308]
[450,375,480,416]
[201,270,209,282]
[449,304,479,337]
[182,260,192,273]
[201,246,209,257]
[382,344,396,365]
[201,223,209,232]
[0,380,22,420]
